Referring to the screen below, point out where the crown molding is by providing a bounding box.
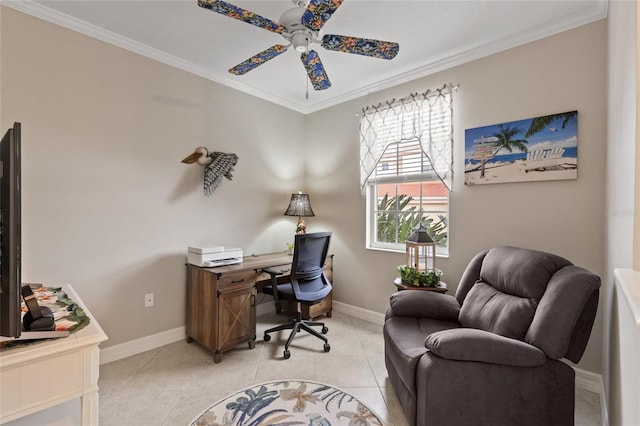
[300,0,609,114]
[1,0,608,115]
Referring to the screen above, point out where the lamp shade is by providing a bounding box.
[284,193,315,217]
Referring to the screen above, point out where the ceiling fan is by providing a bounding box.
[197,0,400,91]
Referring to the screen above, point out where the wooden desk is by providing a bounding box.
[185,252,333,363]
[0,286,108,425]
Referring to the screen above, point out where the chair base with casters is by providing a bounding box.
[263,310,330,359]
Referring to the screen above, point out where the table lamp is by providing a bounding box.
[284,191,315,234]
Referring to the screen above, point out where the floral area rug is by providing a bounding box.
[190,380,384,426]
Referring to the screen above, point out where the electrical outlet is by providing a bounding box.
[144,293,154,308]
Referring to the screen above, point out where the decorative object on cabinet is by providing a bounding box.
[464,110,577,185]
[181,147,239,196]
[284,191,315,234]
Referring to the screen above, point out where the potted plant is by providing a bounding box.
[396,265,443,288]
[286,243,295,255]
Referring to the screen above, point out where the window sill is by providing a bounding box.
[366,245,449,259]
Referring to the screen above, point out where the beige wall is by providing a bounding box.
[2,6,607,376]
[1,7,306,347]
[307,20,607,374]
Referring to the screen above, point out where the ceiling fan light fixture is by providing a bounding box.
[292,32,310,53]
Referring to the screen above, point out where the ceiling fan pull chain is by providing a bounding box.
[305,35,310,99]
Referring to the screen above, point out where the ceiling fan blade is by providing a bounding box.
[301,50,331,91]
[229,45,289,75]
[302,0,345,31]
[197,0,285,34]
[321,34,399,60]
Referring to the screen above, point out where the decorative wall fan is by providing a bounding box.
[197,0,400,91]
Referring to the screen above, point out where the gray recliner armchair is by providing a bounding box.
[383,246,600,426]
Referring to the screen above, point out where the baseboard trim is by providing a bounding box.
[599,388,609,426]
[332,300,386,325]
[97,301,381,365]
[574,367,608,425]
[99,326,186,365]
[574,366,602,394]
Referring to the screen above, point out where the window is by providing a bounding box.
[360,85,454,255]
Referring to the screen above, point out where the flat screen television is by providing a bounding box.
[0,122,22,339]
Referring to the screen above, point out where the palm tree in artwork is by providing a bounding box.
[479,124,529,178]
[525,111,577,137]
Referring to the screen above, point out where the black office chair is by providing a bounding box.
[263,231,332,359]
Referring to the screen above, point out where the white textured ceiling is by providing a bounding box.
[5,0,607,114]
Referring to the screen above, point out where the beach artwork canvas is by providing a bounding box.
[464,111,578,185]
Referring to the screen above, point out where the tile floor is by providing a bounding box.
[99,312,602,425]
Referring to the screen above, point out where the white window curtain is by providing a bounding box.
[359,84,455,193]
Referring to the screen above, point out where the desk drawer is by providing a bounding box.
[218,270,256,290]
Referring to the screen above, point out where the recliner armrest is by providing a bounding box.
[388,290,460,321]
[425,328,546,367]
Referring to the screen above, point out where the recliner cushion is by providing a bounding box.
[478,246,572,300]
[459,281,537,340]
[526,265,601,360]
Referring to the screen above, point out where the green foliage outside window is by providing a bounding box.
[376,193,448,246]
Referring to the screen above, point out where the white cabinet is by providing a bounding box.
[0,286,107,425]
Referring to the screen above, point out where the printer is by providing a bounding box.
[187,246,243,267]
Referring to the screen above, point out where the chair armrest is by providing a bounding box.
[425,328,546,367]
[262,267,287,312]
[263,267,286,276]
[388,290,460,321]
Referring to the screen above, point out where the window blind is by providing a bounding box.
[359,84,455,192]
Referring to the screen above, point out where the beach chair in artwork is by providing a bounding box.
[524,147,567,172]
